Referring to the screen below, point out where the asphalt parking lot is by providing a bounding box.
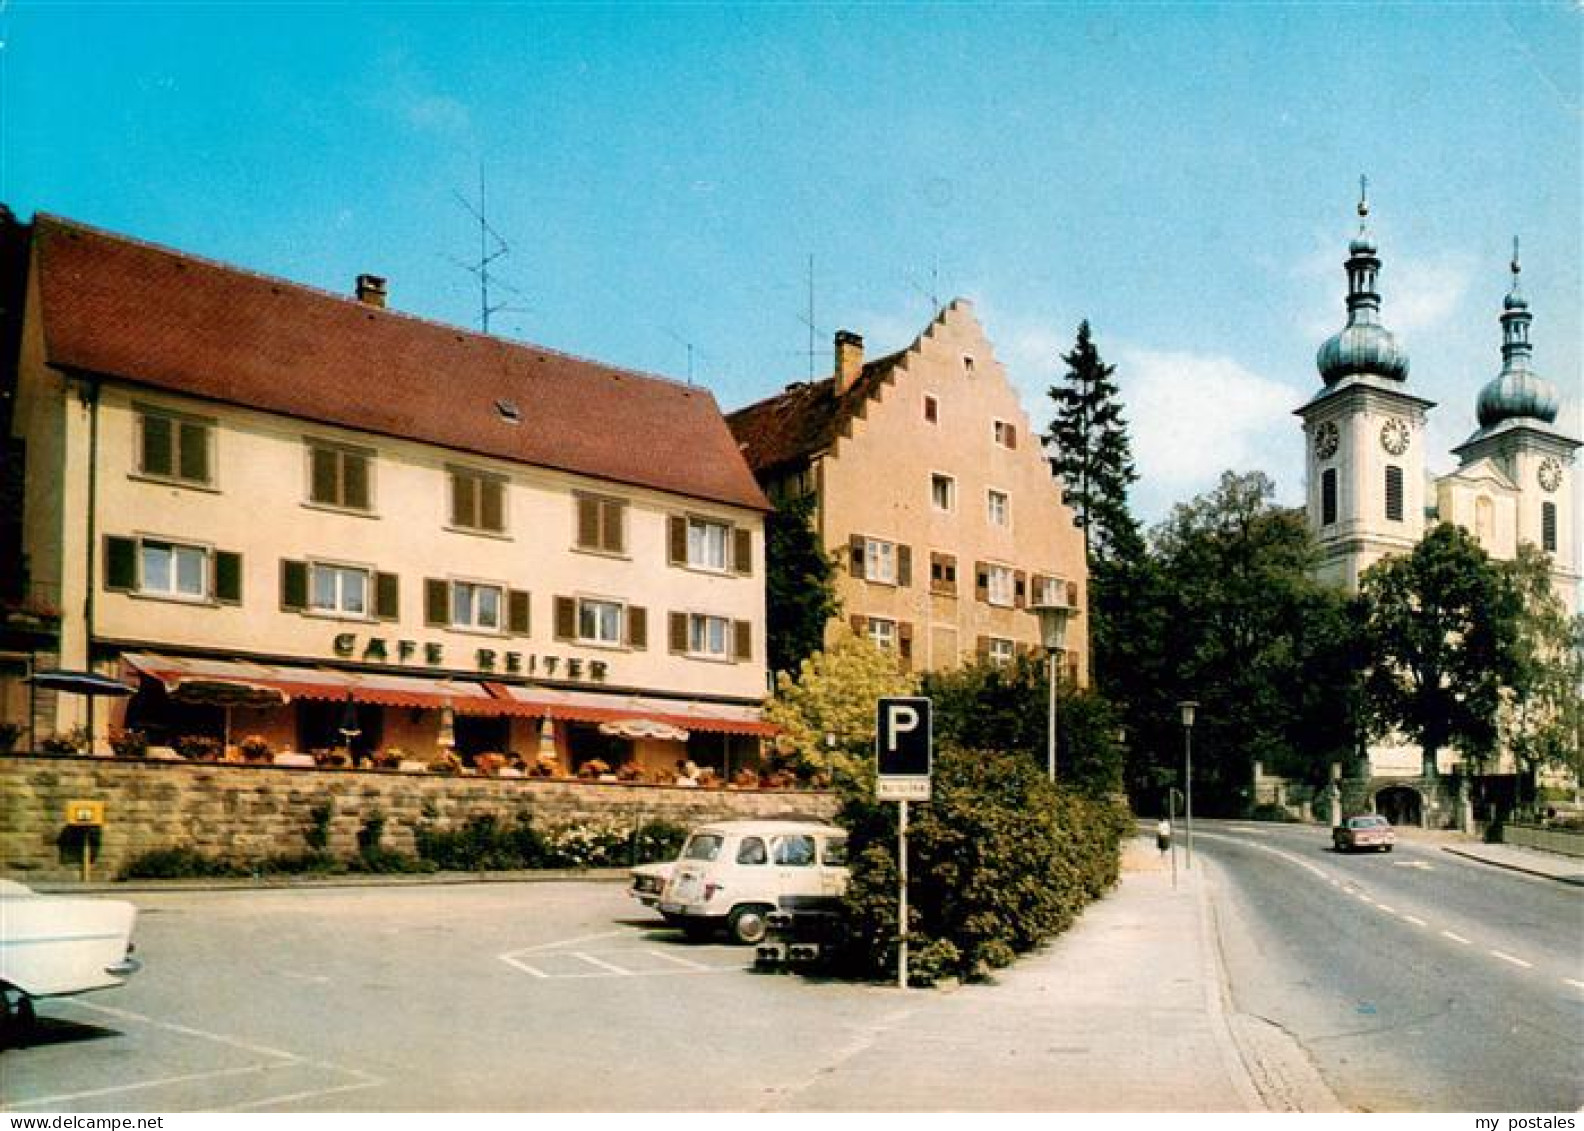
[1,880,905,1112]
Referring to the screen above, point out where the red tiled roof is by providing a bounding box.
[725,350,903,476]
[32,214,769,512]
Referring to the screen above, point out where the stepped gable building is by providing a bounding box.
[0,210,775,776]
[728,300,1088,678]
[1296,189,1579,819]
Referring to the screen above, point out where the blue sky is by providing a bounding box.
[3,2,1578,523]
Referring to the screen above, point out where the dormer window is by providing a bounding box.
[495,399,521,424]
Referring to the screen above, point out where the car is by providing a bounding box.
[0,879,141,1041]
[627,860,673,908]
[653,820,849,945]
[1333,814,1395,853]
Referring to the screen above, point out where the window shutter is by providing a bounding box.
[344,453,370,510]
[1006,423,1017,449]
[975,562,989,603]
[280,559,308,611]
[1014,570,1027,609]
[668,516,687,565]
[178,420,209,482]
[1321,468,1338,526]
[626,605,647,650]
[141,415,172,476]
[669,611,688,654]
[554,596,576,641]
[507,589,530,635]
[976,635,991,659]
[105,536,138,592]
[734,527,753,575]
[734,620,752,662]
[310,446,336,504]
[451,472,474,527]
[602,499,625,553]
[850,614,869,635]
[850,535,866,579]
[376,572,401,621]
[1542,502,1557,554]
[576,497,600,549]
[1067,581,1079,606]
[481,478,504,532]
[215,551,243,604]
[1385,465,1404,523]
[898,622,913,670]
[897,545,912,588]
[425,578,449,626]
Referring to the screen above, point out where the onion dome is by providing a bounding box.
[1476,239,1560,427]
[1317,178,1410,385]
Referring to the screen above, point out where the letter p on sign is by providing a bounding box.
[876,697,932,800]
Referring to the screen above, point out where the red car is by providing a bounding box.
[1334,814,1395,853]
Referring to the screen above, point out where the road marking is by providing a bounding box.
[1376,903,1397,914]
[573,952,632,975]
[225,1070,384,1112]
[1393,860,1433,870]
[1490,950,1533,969]
[1402,915,1427,927]
[1564,979,1584,993]
[8,1065,271,1109]
[502,957,551,977]
[647,948,713,971]
[1441,930,1471,945]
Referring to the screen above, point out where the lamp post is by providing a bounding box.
[1031,600,1078,784]
[1177,700,1198,869]
[824,731,837,787]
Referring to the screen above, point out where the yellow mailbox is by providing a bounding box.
[66,799,105,827]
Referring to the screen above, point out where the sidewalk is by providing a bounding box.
[1436,838,1584,885]
[771,835,1339,1112]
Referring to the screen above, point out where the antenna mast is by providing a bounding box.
[453,164,526,334]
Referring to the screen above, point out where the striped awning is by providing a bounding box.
[484,683,777,738]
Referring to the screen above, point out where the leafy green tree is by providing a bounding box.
[1496,544,1583,784]
[1120,471,1358,813]
[1045,320,1140,565]
[764,491,841,676]
[922,653,1124,798]
[763,628,916,788]
[1359,523,1521,777]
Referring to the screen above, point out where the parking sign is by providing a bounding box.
[876,696,931,800]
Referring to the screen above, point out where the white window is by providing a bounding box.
[452,581,503,630]
[987,565,1015,607]
[141,540,208,600]
[988,489,1010,527]
[931,473,955,512]
[687,518,731,572]
[865,539,897,584]
[578,598,623,645]
[988,637,1016,665]
[1034,575,1063,607]
[310,563,369,616]
[867,617,897,651]
[689,613,731,658]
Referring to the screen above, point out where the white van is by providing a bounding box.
[656,820,848,944]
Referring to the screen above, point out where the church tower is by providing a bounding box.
[1449,241,1581,613]
[1297,181,1435,592]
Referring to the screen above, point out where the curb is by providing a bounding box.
[1440,845,1584,886]
[29,868,632,896]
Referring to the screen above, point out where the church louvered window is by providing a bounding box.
[1321,469,1338,526]
[1385,466,1404,522]
[1542,502,1557,554]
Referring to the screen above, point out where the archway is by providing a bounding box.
[1375,785,1423,828]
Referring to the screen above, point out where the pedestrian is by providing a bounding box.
[1156,818,1171,856]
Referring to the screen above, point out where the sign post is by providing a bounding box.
[876,696,932,990]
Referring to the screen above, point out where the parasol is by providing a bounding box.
[27,669,135,753]
[168,678,290,748]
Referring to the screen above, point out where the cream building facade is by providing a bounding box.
[728,301,1088,679]
[2,213,774,777]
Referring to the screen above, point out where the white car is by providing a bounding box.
[0,879,141,1038]
[654,820,848,945]
[628,860,673,908]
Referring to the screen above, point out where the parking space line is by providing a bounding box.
[225,1070,384,1112]
[1375,903,1397,914]
[6,1065,272,1109]
[647,948,714,971]
[1490,950,1533,969]
[1442,930,1471,945]
[573,952,632,975]
[67,999,299,1060]
[501,956,551,977]
[1402,915,1427,927]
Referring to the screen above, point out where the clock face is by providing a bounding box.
[1314,421,1339,461]
[1538,457,1562,493]
[1380,418,1410,456]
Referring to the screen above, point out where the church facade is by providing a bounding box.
[1294,191,1579,824]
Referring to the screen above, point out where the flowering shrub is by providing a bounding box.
[175,734,221,762]
[109,728,149,759]
[239,734,272,762]
[540,818,633,868]
[475,752,507,776]
[41,726,90,754]
[428,751,462,774]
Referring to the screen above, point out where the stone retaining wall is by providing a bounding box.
[0,753,837,882]
[1502,823,1584,859]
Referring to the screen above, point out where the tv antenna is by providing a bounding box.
[451,164,528,334]
[795,253,830,381]
[905,254,942,314]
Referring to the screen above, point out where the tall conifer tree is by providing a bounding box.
[1045,320,1139,565]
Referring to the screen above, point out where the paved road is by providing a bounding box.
[1196,820,1584,1112]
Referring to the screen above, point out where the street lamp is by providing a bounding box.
[1177,700,1198,869]
[1031,600,1078,783]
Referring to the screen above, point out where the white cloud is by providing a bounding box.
[1389,253,1476,335]
[1116,345,1305,522]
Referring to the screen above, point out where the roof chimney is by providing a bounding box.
[834,330,864,395]
[355,274,387,308]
